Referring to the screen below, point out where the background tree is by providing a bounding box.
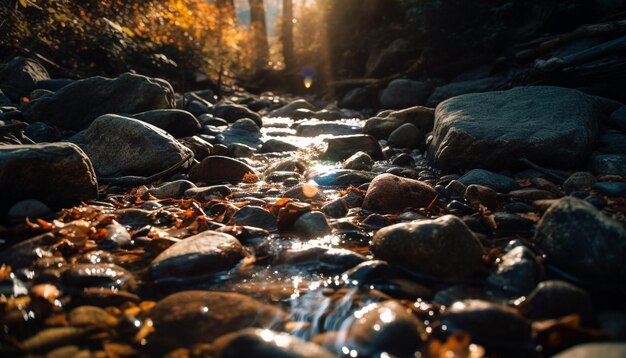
[249,0,269,70]
[281,0,294,72]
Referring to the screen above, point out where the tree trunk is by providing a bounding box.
[282,0,295,72]
[249,0,269,70]
[215,0,236,24]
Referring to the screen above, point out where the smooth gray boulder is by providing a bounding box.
[428,86,601,172]
[0,143,97,212]
[81,114,193,177]
[22,73,175,130]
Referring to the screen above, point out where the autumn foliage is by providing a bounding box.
[0,0,247,89]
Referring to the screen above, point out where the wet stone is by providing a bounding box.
[362,173,438,212]
[219,118,262,148]
[99,221,132,249]
[292,211,331,239]
[283,183,327,201]
[212,328,335,358]
[458,169,519,193]
[232,206,277,231]
[212,102,262,127]
[81,114,193,177]
[63,263,136,290]
[342,300,427,357]
[322,134,383,161]
[371,215,485,281]
[322,198,349,219]
[520,280,594,325]
[146,291,286,353]
[268,99,315,117]
[360,213,392,229]
[265,171,302,183]
[486,246,543,295]
[148,180,196,199]
[274,247,365,273]
[296,122,361,137]
[259,138,298,153]
[149,231,245,280]
[437,300,532,353]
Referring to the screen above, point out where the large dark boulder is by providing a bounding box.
[0,143,97,212]
[428,86,601,172]
[81,114,193,178]
[131,109,200,138]
[0,57,50,102]
[534,196,626,282]
[22,73,175,130]
[378,79,432,109]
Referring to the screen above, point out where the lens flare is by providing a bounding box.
[303,75,313,88]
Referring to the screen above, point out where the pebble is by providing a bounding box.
[387,123,421,149]
[592,181,626,197]
[343,151,374,171]
[322,198,349,218]
[464,184,498,210]
[292,211,331,239]
[486,246,543,295]
[323,134,383,161]
[259,138,299,153]
[7,199,51,219]
[188,155,257,184]
[362,173,438,212]
[63,263,136,290]
[562,171,597,194]
[458,169,519,193]
[149,231,245,280]
[232,205,277,231]
[148,180,196,199]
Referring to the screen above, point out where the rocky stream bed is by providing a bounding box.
[0,57,625,357]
